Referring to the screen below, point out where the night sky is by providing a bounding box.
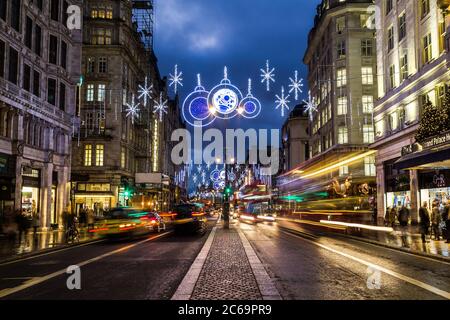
[154,0,318,132]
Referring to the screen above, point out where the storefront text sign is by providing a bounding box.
[422,131,450,149]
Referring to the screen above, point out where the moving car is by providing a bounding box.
[91,208,166,239]
[172,203,207,234]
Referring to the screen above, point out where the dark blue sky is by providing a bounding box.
[153,0,318,131]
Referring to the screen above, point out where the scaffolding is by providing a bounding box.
[132,0,154,51]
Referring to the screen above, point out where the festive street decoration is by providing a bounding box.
[138,76,153,107]
[239,79,262,119]
[260,60,275,92]
[415,96,449,142]
[275,86,290,117]
[125,94,140,124]
[289,70,303,101]
[169,64,183,94]
[303,91,318,122]
[153,92,168,122]
[182,74,215,128]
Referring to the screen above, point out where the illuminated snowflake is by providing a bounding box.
[288,70,304,101]
[260,60,275,92]
[275,86,290,117]
[303,91,318,122]
[153,92,168,122]
[125,94,140,124]
[193,174,198,184]
[169,64,183,94]
[138,76,153,107]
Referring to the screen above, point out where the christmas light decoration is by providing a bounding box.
[138,76,153,107]
[125,94,140,124]
[303,91,318,122]
[288,70,303,101]
[275,86,290,117]
[169,64,183,94]
[260,59,275,92]
[153,92,168,122]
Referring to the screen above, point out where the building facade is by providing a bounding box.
[280,103,310,174]
[371,0,450,222]
[277,0,378,218]
[0,0,82,230]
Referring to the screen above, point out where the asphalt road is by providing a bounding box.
[0,219,217,300]
[239,220,450,300]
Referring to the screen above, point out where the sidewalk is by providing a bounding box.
[172,220,281,300]
[0,229,99,262]
[277,218,450,259]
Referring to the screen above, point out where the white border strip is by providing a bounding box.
[171,226,217,300]
[237,228,282,300]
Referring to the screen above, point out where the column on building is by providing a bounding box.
[376,161,385,220]
[409,169,420,224]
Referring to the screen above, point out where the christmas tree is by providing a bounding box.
[415,99,448,143]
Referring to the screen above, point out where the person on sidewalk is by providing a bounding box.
[419,202,430,243]
[32,212,40,236]
[387,207,397,228]
[443,201,450,243]
[431,201,442,240]
[398,203,410,228]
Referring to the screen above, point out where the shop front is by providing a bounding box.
[21,168,41,219]
[384,158,411,211]
[0,153,15,226]
[419,170,450,208]
[74,183,114,217]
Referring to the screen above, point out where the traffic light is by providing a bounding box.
[224,186,233,196]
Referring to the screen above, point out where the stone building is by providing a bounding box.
[277,0,378,217]
[371,0,450,222]
[71,0,185,215]
[0,0,82,230]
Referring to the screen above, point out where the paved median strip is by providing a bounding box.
[0,232,172,299]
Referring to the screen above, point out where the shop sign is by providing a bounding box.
[421,131,450,150]
[419,170,450,189]
[401,143,420,156]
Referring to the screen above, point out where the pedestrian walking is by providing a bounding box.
[443,201,450,243]
[419,202,430,243]
[398,204,410,227]
[431,201,442,240]
[388,207,397,228]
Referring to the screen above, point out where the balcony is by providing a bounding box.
[77,128,114,140]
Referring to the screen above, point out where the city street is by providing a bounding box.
[1,218,448,300]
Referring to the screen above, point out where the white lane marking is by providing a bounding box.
[237,226,282,300]
[0,232,171,299]
[281,231,450,300]
[0,239,105,267]
[171,226,217,300]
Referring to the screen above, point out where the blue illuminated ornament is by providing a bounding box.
[207,67,243,120]
[169,64,183,94]
[275,86,290,117]
[182,74,215,128]
[260,60,275,92]
[239,79,262,119]
[210,169,221,182]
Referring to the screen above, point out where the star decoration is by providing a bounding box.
[153,92,168,122]
[138,76,153,107]
[260,59,275,92]
[303,91,318,122]
[275,86,290,117]
[169,64,183,94]
[125,94,140,124]
[289,70,304,101]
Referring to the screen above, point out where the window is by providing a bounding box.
[421,0,430,18]
[23,64,31,92]
[364,156,376,176]
[87,57,95,73]
[25,17,33,49]
[8,48,18,85]
[11,0,21,31]
[388,27,394,52]
[98,57,107,73]
[337,97,348,115]
[389,64,396,88]
[47,78,57,105]
[34,25,42,56]
[49,35,58,64]
[361,67,373,85]
[389,111,399,131]
[386,0,393,15]
[121,147,126,168]
[33,70,40,97]
[362,96,374,114]
[84,145,92,166]
[0,40,4,78]
[0,0,6,21]
[439,22,446,53]
[337,68,347,87]
[361,39,373,56]
[339,166,349,176]
[91,28,112,45]
[337,40,346,59]
[59,82,66,111]
[363,125,374,143]
[98,84,106,102]
[60,41,67,69]
[398,13,406,41]
[95,145,104,166]
[338,127,348,144]
[50,0,59,21]
[86,84,94,102]
[400,54,408,82]
[422,33,432,63]
[62,1,69,26]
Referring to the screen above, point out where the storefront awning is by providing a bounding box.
[394,145,450,170]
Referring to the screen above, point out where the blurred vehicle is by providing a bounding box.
[172,203,207,234]
[91,208,165,239]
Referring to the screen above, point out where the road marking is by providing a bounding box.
[171,226,218,300]
[237,227,282,300]
[281,231,450,300]
[0,232,171,299]
[0,239,105,267]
